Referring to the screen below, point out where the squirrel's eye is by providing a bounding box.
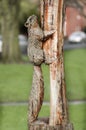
[29,18,32,22]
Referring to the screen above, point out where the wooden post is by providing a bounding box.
[40,0,68,125]
[29,0,74,129]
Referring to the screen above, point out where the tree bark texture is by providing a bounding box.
[29,120,73,130]
[40,0,68,126]
[0,0,21,62]
[28,66,44,124]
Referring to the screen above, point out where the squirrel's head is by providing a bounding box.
[24,15,38,28]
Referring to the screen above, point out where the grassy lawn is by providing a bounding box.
[0,49,86,102]
[64,49,86,100]
[0,63,50,102]
[0,104,86,130]
[0,105,28,130]
[0,64,33,102]
[69,104,86,130]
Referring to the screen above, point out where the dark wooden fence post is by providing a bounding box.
[29,0,74,129]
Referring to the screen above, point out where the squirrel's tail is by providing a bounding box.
[28,65,44,124]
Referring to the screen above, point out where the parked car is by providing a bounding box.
[0,34,28,54]
[68,31,86,43]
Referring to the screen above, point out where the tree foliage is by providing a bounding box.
[0,0,21,62]
[19,0,39,34]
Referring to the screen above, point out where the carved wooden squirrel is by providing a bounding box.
[25,15,55,124]
[25,15,56,65]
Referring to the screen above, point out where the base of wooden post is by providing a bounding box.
[29,118,74,130]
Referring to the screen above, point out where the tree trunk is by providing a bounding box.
[0,0,21,63]
[28,65,44,124]
[29,122,73,130]
[29,0,74,129]
[41,0,68,126]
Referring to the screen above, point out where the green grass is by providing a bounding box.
[0,104,86,130]
[64,49,86,100]
[0,64,33,102]
[0,63,50,102]
[0,105,28,130]
[0,49,86,102]
[69,104,86,130]
[42,65,50,101]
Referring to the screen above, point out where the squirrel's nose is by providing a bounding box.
[24,22,29,27]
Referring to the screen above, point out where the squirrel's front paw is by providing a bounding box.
[44,57,57,65]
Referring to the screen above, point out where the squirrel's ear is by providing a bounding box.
[32,15,37,19]
[31,15,38,21]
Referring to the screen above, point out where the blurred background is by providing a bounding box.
[0,0,86,130]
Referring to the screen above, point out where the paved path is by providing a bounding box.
[0,100,86,106]
[64,42,86,50]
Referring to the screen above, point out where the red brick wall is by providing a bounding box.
[66,7,85,36]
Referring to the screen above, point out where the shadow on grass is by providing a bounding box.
[0,106,3,130]
[83,104,86,130]
[82,79,86,130]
